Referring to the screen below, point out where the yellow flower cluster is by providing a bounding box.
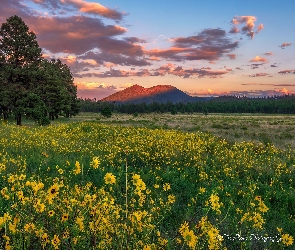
[0,121,293,249]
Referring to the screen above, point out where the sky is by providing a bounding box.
[1,0,295,99]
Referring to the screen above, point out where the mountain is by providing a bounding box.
[100,84,206,104]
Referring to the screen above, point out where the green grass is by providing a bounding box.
[0,113,294,249]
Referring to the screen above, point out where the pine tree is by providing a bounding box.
[0,16,79,125]
[0,15,43,125]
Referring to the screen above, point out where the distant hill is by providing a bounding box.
[100,84,207,104]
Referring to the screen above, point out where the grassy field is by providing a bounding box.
[66,112,295,150]
[0,113,294,249]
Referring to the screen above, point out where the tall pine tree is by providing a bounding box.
[0,15,43,125]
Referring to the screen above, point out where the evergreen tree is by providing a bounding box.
[0,15,43,125]
[101,106,112,118]
[0,15,79,124]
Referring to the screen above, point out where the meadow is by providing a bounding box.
[0,113,294,249]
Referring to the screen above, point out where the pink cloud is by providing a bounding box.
[230,16,264,39]
[248,73,269,77]
[64,0,124,20]
[264,52,273,56]
[249,56,268,63]
[278,69,295,74]
[227,54,236,59]
[279,42,292,49]
[147,28,239,62]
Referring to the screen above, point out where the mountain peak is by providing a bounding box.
[101,84,193,103]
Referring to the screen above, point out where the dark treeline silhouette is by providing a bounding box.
[79,94,295,115]
[0,16,79,125]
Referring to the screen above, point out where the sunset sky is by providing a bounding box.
[1,0,295,99]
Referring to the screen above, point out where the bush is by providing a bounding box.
[101,106,112,118]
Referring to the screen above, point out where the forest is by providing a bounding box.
[79,94,295,115]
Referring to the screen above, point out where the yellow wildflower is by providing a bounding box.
[90,157,100,169]
[182,229,197,249]
[104,173,116,185]
[47,184,59,199]
[163,183,170,191]
[282,234,294,246]
[24,223,35,233]
[62,213,69,222]
[48,210,55,217]
[33,200,45,213]
[73,161,81,175]
[167,195,176,204]
[76,216,84,231]
[51,234,60,249]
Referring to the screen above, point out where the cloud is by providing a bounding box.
[264,52,273,56]
[120,83,134,89]
[67,0,124,20]
[74,68,151,78]
[28,15,128,54]
[74,63,234,79]
[147,28,239,62]
[0,0,149,69]
[279,42,292,49]
[76,82,117,99]
[278,69,295,74]
[0,0,33,24]
[250,63,263,69]
[31,0,124,20]
[79,50,150,67]
[230,16,264,39]
[247,73,269,77]
[48,54,101,73]
[241,83,295,86]
[76,81,116,90]
[249,56,268,63]
[188,89,294,97]
[227,54,236,59]
[150,64,232,78]
[123,37,147,44]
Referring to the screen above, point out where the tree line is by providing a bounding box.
[79,94,295,115]
[0,16,79,125]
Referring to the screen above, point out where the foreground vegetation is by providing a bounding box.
[0,117,294,249]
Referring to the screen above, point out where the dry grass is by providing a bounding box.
[7,112,294,150]
[66,112,295,150]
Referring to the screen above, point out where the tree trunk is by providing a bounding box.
[16,114,22,126]
[2,107,9,121]
[49,113,54,121]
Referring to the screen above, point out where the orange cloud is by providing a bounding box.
[249,56,268,63]
[281,88,289,94]
[75,82,116,90]
[121,83,134,89]
[148,56,161,61]
[104,62,117,68]
[278,69,295,74]
[227,54,236,59]
[230,16,264,39]
[63,0,124,20]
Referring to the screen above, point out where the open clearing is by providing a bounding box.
[59,112,295,150]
